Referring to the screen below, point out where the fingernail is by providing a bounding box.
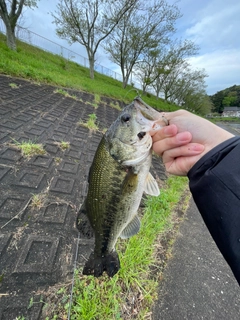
[176,132,191,142]
[191,145,205,152]
[163,125,176,136]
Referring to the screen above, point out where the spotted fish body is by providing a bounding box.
[77,97,165,277]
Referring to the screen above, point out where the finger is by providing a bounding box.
[162,143,205,164]
[151,124,178,139]
[165,155,203,176]
[152,131,193,155]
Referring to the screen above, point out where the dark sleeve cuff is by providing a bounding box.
[188,136,240,180]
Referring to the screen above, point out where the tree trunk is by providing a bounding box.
[122,72,130,89]
[122,78,128,89]
[0,0,19,51]
[142,84,147,95]
[89,56,95,79]
[6,22,16,51]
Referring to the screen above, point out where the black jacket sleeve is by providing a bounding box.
[188,136,240,285]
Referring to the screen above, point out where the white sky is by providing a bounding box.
[7,0,240,95]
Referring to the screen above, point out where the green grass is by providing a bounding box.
[48,176,189,320]
[210,116,240,124]
[54,88,78,100]
[78,113,99,131]
[10,139,46,158]
[0,33,178,111]
[9,82,19,88]
[53,140,70,151]
[92,93,101,109]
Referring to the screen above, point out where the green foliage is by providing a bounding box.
[210,85,240,113]
[222,95,237,107]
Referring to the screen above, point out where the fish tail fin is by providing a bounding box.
[83,251,120,277]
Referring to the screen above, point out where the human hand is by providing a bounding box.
[151,110,234,176]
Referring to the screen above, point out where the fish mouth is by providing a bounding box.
[135,108,161,132]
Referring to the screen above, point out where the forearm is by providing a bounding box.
[188,136,240,285]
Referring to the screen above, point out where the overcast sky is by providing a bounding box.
[12,0,240,95]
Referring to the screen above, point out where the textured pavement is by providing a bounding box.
[153,198,240,320]
[0,74,166,319]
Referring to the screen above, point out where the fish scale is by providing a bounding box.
[88,137,139,254]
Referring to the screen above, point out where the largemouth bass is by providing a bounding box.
[77,97,166,277]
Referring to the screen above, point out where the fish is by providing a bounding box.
[76,97,167,277]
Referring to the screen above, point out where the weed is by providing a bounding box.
[110,101,122,111]
[9,82,18,89]
[92,93,101,109]
[60,141,70,150]
[54,88,78,100]
[28,297,34,309]
[30,193,46,209]
[54,141,70,151]
[9,139,46,158]
[78,113,99,131]
[54,88,68,96]
[87,113,98,131]
[27,295,45,310]
[54,157,62,164]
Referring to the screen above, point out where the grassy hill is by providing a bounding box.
[0,33,178,111]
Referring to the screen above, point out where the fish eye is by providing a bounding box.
[121,113,131,123]
[137,132,146,140]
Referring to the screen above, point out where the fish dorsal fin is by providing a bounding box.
[144,172,160,196]
[120,215,141,239]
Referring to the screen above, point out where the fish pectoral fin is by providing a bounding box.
[144,172,160,196]
[76,201,94,239]
[120,215,141,239]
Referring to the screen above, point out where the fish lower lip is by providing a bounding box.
[122,152,150,166]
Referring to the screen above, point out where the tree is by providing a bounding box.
[104,0,181,88]
[210,85,240,113]
[210,90,225,113]
[182,90,213,115]
[167,67,210,115]
[150,39,199,99]
[0,0,38,50]
[133,49,160,95]
[52,0,137,79]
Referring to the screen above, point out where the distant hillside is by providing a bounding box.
[210,85,240,113]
